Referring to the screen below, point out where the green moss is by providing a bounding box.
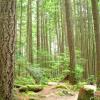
[97,88,100,91]
[74,82,87,91]
[27,85,43,92]
[26,91,37,96]
[19,85,44,93]
[55,83,75,92]
[56,85,67,89]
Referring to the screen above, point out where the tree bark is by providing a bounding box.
[0,0,16,100]
[64,0,76,84]
[91,0,100,87]
[37,0,41,63]
[27,0,33,64]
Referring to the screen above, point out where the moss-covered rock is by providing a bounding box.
[27,85,43,92]
[19,85,43,93]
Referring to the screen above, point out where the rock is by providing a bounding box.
[84,85,97,92]
[48,82,58,86]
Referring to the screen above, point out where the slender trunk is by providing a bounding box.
[64,0,76,84]
[91,0,100,87]
[37,0,40,63]
[27,0,33,64]
[18,0,23,76]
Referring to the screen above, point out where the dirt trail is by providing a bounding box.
[42,94,78,100]
[39,86,79,100]
[16,85,79,100]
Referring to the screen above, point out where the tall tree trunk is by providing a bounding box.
[18,0,23,76]
[37,0,40,63]
[0,0,16,99]
[64,0,76,84]
[27,0,33,64]
[20,0,23,55]
[91,0,100,87]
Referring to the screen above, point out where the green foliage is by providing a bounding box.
[48,77,63,82]
[15,0,98,87]
[72,50,86,82]
[87,75,96,84]
[74,82,87,90]
[98,88,100,91]
[15,55,29,76]
[27,69,42,84]
[75,64,84,81]
[26,67,47,84]
[48,53,70,79]
[15,76,35,86]
[16,56,28,68]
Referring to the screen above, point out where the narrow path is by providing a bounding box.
[16,84,79,100]
[39,86,79,100]
[42,93,78,100]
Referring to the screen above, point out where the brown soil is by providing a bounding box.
[39,86,78,100]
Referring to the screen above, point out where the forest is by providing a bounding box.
[0,0,100,100]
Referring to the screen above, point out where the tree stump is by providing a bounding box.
[94,91,100,100]
[78,85,96,100]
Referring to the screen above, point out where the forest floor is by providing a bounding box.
[39,86,78,100]
[16,83,79,100]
